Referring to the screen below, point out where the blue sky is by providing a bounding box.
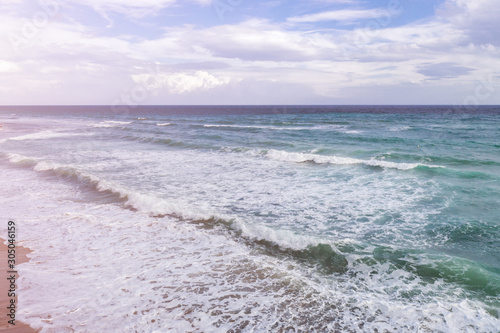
[0,0,499,105]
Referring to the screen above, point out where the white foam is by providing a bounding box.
[263,149,444,170]
[105,120,132,125]
[203,124,313,131]
[232,218,340,251]
[11,155,216,222]
[4,152,351,254]
[32,160,63,172]
[2,115,498,332]
[310,124,364,134]
[265,149,360,165]
[390,126,412,132]
[203,124,272,129]
[92,120,132,128]
[6,153,38,164]
[0,130,81,143]
[3,165,497,333]
[203,124,227,128]
[364,159,420,170]
[156,123,172,127]
[92,123,114,128]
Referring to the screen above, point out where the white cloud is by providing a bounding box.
[130,19,331,63]
[194,20,324,61]
[0,0,499,104]
[133,71,231,94]
[288,9,390,23]
[65,0,213,19]
[0,0,22,4]
[374,21,465,49]
[71,0,176,11]
[191,0,212,5]
[437,0,500,46]
[68,0,175,23]
[0,60,19,73]
[313,0,357,3]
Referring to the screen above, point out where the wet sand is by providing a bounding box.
[0,240,37,332]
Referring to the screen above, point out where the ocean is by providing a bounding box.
[0,105,499,332]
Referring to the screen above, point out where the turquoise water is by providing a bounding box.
[0,106,499,332]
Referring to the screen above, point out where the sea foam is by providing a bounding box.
[263,149,444,170]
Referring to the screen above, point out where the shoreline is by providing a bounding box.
[0,239,37,332]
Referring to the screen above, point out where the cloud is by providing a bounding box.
[418,62,474,79]
[140,78,332,105]
[373,21,465,51]
[0,0,22,4]
[64,0,209,26]
[0,60,19,73]
[312,0,357,3]
[66,0,214,19]
[136,19,332,63]
[191,0,212,5]
[1,0,499,105]
[69,0,176,16]
[437,0,500,46]
[288,9,390,24]
[133,70,231,94]
[195,24,322,62]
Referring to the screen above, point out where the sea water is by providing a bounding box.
[0,106,499,332]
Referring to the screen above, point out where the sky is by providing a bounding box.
[0,0,499,105]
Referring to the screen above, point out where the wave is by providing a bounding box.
[5,153,213,218]
[14,151,496,291]
[203,124,233,128]
[389,126,412,132]
[312,124,364,134]
[4,153,349,272]
[375,153,500,178]
[4,154,500,327]
[190,216,349,274]
[249,238,348,274]
[202,123,329,131]
[426,155,500,168]
[0,130,83,144]
[4,153,38,164]
[202,124,290,131]
[368,246,500,298]
[262,149,445,170]
[417,166,498,180]
[120,134,210,150]
[156,123,172,127]
[92,120,132,128]
[202,123,363,134]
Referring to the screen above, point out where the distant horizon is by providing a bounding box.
[1,104,500,107]
[2,105,499,117]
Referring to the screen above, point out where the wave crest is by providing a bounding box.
[263,149,444,170]
[0,131,83,143]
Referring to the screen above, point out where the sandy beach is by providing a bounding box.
[0,240,37,332]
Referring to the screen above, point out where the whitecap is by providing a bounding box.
[263,149,444,170]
